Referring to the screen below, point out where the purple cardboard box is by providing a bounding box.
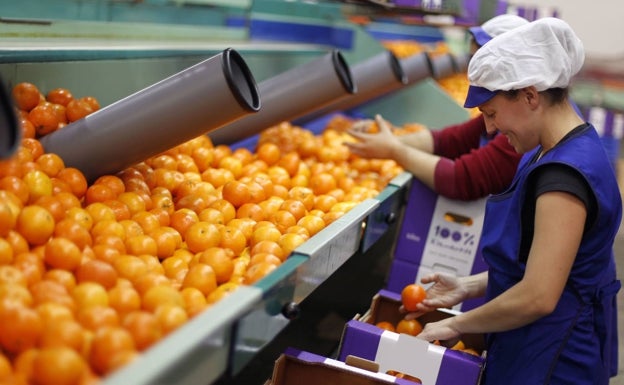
[266,347,421,385]
[338,320,484,385]
[391,179,488,311]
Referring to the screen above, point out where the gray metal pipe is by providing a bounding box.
[40,48,260,183]
[430,53,456,79]
[294,50,409,125]
[0,77,20,159]
[208,50,356,146]
[453,53,470,73]
[401,51,433,85]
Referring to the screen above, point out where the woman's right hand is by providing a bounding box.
[402,272,468,319]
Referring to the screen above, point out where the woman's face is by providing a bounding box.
[478,90,540,154]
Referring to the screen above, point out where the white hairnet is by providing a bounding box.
[469,14,529,46]
[464,17,585,108]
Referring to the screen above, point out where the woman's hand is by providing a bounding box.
[402,273,468,320]
[345,114,401,160]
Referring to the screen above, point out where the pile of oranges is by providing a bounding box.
[0,82,404,384]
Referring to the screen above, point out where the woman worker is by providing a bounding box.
[345,14,529,200]
[409,17,621,384]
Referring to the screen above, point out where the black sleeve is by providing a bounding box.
[518,163,597,263]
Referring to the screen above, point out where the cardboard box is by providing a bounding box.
[390,179,488,311]
[357,290,485,355]
[265,347,422,385]
[336,290,486,385]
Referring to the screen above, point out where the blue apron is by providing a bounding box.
[479,125,622,384]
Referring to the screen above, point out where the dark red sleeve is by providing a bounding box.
[431,115,485,158]
[431,116,523,200]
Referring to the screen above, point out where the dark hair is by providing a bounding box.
[500,88,569,105]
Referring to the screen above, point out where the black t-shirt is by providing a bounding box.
[518,125,597,263]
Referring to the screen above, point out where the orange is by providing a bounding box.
[32,346,86,385]
[80,96,100,111]
[125,234,158,256]
[89,327,136,375]
[250,240,284,261]
[184,221,221,254]
[56,167,88,199]
[149,226,182,260]
[297,214,326,237]
[376,321,396,332]
[154,304,188,334]
[180,287,207,318]
[401,283,427,312]
[75,259,118,289]
[270,210,297,233]
[16,204,55,246]
[12,82,41,112]
[396,318,423,336]
[243,261,278,285]
[39,319,86,351]
[250,224,282,247]
[33,194,65,222]
[256,142,281,166]
[35,153,64,178]
[108,284,141,317]
[72,282,109,310]
[249,252,282,266]
[0,200,17,237]
[0,302,43,354]
[122,310,162,351]
[309,172,337,195]
[197,247,234,284]
[28,104,60,137]
[43,237,82,271]
[208,199,236,223]
[0,175,30,205]
[218,226,246,255]
[54,219,93,250]
[279,199,307,221]
[277,232,306,257]
[84,184,116,205]
[169,208,199,236]
[142,285,184,313]
[77,305,120,333]
[206,281,239,304]
[221,180,251,208]
[84,202,115,224]
[0,352,11,379]
[65,98,94,123]
[43,269,77,293]
[112,255,148,282]
[181,263,217,296]
[277,151,300,177]
[46,87,74,106]
[288,186,315,211]
[23,169,53,203]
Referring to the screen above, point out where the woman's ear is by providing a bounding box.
[522,86,540,109]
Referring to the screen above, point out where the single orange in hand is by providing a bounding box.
[401,283,427,312]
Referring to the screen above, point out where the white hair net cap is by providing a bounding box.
[469,14,529,47]
[464,17,585,108]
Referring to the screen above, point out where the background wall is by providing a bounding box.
[508,0,624,60]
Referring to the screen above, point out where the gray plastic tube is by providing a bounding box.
[401,51,434,85]
[208,50,355,146]
[453,53,470,73]
[430,53,456,79]
[40,48,260,183]
[0,77,20,159]
[294,50,408,124]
